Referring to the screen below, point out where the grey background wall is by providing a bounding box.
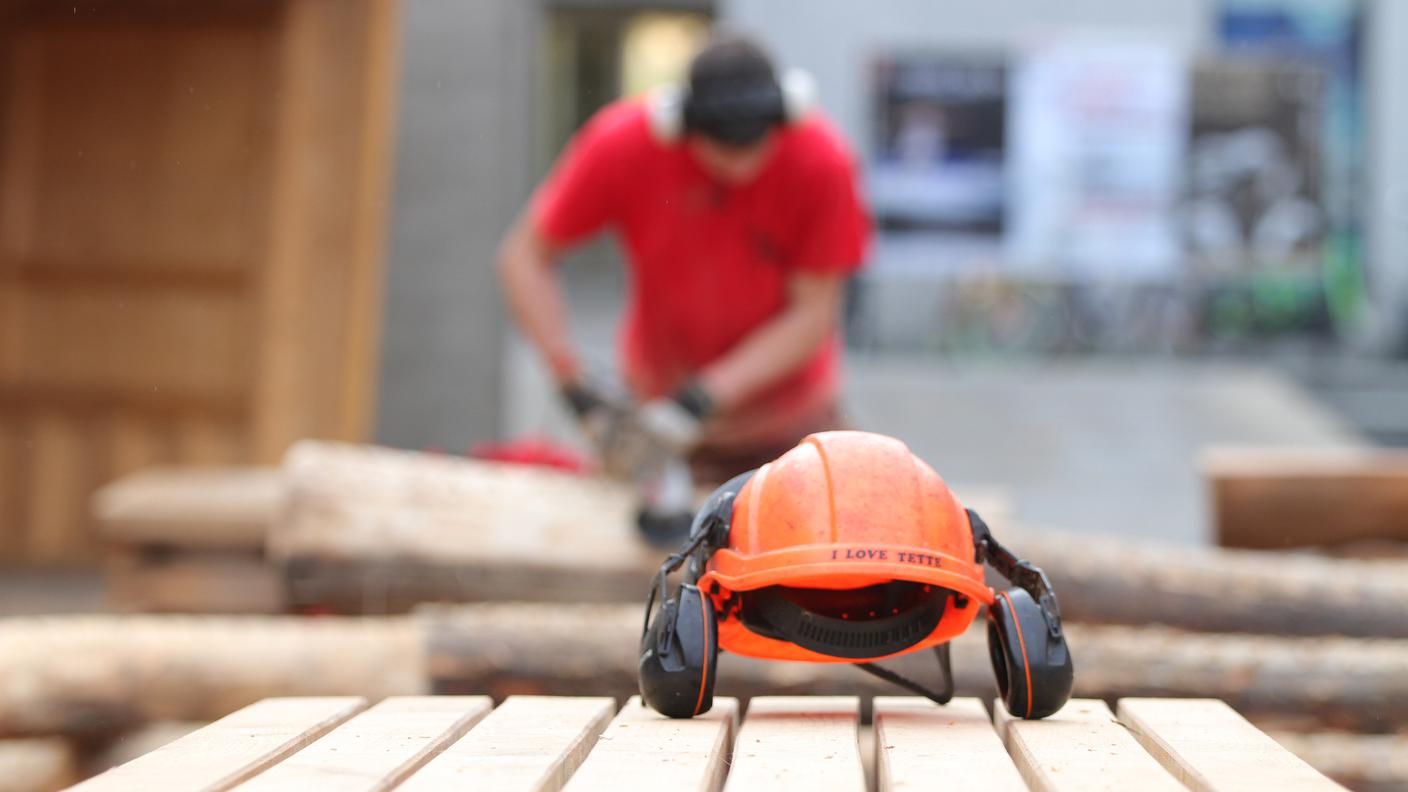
[376,0,539,450]
[1366,0,1408,349]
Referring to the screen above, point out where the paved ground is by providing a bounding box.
[843,357,1362,545]
[0,567,104,617]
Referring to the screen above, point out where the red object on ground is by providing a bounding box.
[470,437,594,475]
[530,100,870,447]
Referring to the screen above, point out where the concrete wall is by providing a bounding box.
[1365,0,1408,350]
[375,0,539,449]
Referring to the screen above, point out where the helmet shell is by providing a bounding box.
[697,431,994,662]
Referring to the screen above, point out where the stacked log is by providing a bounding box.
[0,738,77,792]
[1,607,1405,738]
[52,443,1407,787]
[1270,731,1408,792]
[275,442,1408,641]
[94,468,285,614]
[0,615,422,737]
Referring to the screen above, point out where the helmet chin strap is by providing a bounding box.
[855,643,954,705]
[851,510,1061,705]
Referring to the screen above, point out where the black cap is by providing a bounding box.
[684,32,784,147]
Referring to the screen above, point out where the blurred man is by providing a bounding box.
[498,32,869,540]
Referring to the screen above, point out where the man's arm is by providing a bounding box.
[496,213,580,384]
[698,271,846,411]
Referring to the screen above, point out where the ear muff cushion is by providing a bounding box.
[647,85,687,143]
[779,68,817,122]
[987,588,1074,720]
[638,584,718,718]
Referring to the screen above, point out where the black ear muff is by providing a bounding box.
[986,587,1074,720]
[647,69,817,144]
[639,583,718,718]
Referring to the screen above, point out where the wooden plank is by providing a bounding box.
[89,722,206,775]
[231,696,491,792]
[874,697,1024,792]
[993,698,1182,792]
[1117,698,1345,792]
[68,697,366,792]
[93,467,280,549]
[398,696,614,792]
[0,736,79,791]
[562,696,738,792]
[1270,731,1408,792]
[723,696,864,792]
[1203,446,1408,549]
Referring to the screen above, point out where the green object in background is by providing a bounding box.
[1322,231,1367,333]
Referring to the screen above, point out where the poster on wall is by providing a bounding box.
[868,56,1006,238]
[1183,59,1326,275]
[1214,0,1364,325]
[1006,38,1189,280]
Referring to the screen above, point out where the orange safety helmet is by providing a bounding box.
[639,431,1073,720]
[700,431,992,662]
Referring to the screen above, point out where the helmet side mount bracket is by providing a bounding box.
[967,509,1063,639]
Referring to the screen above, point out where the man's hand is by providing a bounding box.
[560,380,640,480]
[635,379,714,456]
[636,398,703,453]
[569,380,713,483]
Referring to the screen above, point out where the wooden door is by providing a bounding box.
[0,0,398,565]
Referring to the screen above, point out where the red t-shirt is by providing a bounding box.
[531,100,869,446]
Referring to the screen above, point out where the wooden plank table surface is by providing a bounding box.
[69,695,1345,792]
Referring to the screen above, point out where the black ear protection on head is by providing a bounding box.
[638,477,1074,720]
[647,69,817,145]
[637,470,752,718]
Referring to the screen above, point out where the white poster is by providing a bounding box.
[1007,37,1189,280]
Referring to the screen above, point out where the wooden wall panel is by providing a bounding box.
[1,24,274,267]
[0,0,397,565]
[26,411,88,562]
[174,418,247,467]
[0,415,19,558]
[254,0,399,462]
[11,290,250,394]
[105,412,173,482]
